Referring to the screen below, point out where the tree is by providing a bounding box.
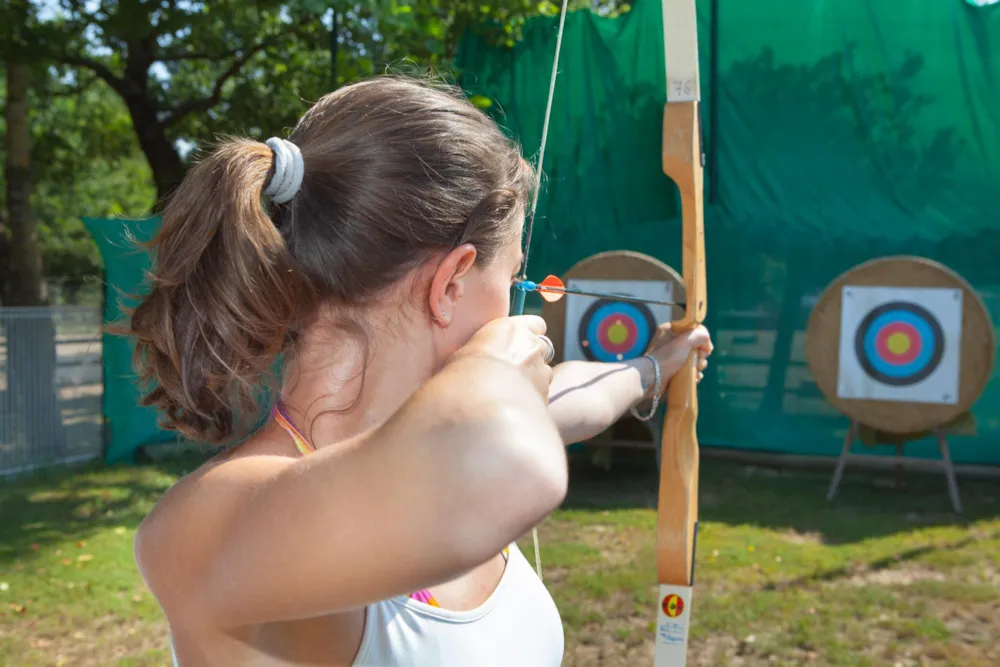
[37,1,312,204]
[22,0,627,206]
[0,68,155,299]
[29,75,155,293]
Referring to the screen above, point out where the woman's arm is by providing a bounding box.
[547,324,713,443]
[136,350,565,630]
[547,358,650,443]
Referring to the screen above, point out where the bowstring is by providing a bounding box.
[518,0,570,286]
[512,0,571,582]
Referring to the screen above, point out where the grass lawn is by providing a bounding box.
[1,450,998,666]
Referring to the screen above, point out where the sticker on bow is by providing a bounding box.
[655,585,691,650]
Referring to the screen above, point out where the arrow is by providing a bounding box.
[517,275,686,309]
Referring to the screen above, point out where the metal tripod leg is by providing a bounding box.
[827,420,856,502]
[935,429,963,515]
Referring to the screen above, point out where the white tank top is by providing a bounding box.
[354,542,563,666]
[171,543,564,666]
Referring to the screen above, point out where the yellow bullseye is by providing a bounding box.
[607,319,629,345]
[886,332,911,356]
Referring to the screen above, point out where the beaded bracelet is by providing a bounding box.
[629,354,661,422]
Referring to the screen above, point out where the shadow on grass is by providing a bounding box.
[561,450,1000,546]
[0,451,212,567]
[758,526,1000,594]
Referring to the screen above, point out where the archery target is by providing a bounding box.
[562,279,674,362]
[837,286,962,404]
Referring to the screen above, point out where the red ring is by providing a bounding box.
[596,314,639,353]
[874,321,922,365]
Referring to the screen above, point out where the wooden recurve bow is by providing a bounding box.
[655,0,706,665]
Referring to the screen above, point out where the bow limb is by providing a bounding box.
[655,0,706,664]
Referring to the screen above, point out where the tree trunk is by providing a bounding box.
[122,93,186,209]
[2,61,67,466]
[4,62,42,307]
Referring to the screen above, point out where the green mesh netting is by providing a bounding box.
[83,217,177,463]
[86,0,1000,465]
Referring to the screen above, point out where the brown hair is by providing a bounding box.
[127,77,535,445]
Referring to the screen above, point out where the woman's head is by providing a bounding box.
[129,76,535,444]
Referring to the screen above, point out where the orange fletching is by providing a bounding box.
[539,291,562,303]
[539,275,565,290]
[538,275,565,302]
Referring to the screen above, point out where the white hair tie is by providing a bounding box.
[264,137,304,204]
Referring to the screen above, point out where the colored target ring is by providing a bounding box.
[854,301,944,386]
[578,299,656,362]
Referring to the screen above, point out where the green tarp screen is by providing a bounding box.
[83,217,178,463]
[455,0,1000,464]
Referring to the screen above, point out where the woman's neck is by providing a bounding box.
[277,317,440,449]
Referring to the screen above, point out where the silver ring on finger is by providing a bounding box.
[537,334,555,364]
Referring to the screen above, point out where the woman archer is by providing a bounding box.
[129,76,713,667]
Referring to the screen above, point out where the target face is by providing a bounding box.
[578,300,656,362]
[838,286,962,404]
[562,279,674,363]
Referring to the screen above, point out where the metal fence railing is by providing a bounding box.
[0,306,104,476]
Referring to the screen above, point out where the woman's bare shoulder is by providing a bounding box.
[145,430,296,522]
[134,432,298,611]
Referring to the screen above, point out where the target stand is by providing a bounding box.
[541,251,685,465]
[806,256,995,513]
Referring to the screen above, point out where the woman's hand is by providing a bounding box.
[647,323,714,390]
[449,315,554,399]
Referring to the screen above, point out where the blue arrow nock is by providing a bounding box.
[515,280,538,292]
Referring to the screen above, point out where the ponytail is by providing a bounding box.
[128,139,315,444]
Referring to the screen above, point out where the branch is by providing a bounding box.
[61,55,128,96]
[162,33,290,128]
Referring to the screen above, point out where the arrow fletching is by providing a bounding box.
[537,275,566,302]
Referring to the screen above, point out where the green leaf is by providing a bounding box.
[469,94,493,109]
[538,1,559,16]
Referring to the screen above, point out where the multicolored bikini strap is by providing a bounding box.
[272,400,316,456]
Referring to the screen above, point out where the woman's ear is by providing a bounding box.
[428,244,478,326]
